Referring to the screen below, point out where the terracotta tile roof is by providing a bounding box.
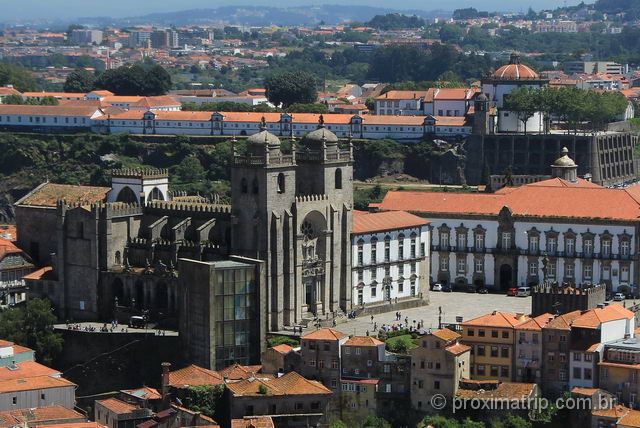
[12,345,33,354]
[301,328,347,341]
[0,87,21,96]
[432,328,461,341]
[571,387,600,396]
[0,361,60,381]
[592,404,630,419]
[362,115,426,125]
[432,116,469,127]
[352,210,429,234]
[96,397,138,414]
[120,386,161,400]
[526,177,602,188]
[33,423,106,428]
[0,405,84,428]
[598,361,640,370]
[433,88,478,100]
[168,365,224,387]
[23,266,54,280]
[231,417,274,428]
[543,310,583,331]
[446,343,471,355]
[226,371,331,397]
[457,381,537,400]
[103,96,144,104]
[22,92,86,98]
[0,239,28,261]
[131,96,180,108]
[0,340,13,348]
[0,104,100,117]
[618,409,640,427]
[344,336,384,347]
[16,183,110,208]
[572,304,634,329]
[270,344,293,354]
[515,313,554,330]
[379,179,640,221]
[219,364,263,381]
[462,311,530,328]
[0,375,76,393]
[375,90,430,100]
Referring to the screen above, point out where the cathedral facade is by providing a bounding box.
[17,118,354,334]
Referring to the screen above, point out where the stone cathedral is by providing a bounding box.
[231,119,354,331]
[16,117,354,336]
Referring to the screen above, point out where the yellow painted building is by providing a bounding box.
[461,311,530,382]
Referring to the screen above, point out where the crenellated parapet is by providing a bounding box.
[111,168,169,179]
[145,200,232,215]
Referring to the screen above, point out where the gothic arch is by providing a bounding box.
[335,168,342,189]
[277,173,285,194]
[116,186,137,203]
[149,187,165,201]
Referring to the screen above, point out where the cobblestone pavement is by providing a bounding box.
[316,292,534,337]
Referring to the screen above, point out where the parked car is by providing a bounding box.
[477,287,489,294]
[467,285,478,293]
[442,285,452,292]
[129,316,146,328]
[432,283,443,292]
[507,288,518,296]
[614,292,626,301]
[516,287,531,297]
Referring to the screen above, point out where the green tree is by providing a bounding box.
[40,96,59,106]
[439,24,465,43]
[173,156,206,184]
[504,86,541,134]
[419,415,461,428]
[94,64,172,96]
[328,420,348,428]
[361,415,392,428]
[0,63,39,92]
[285,103,328,113]
[2,94,25,105]
[183,385,224,418]
[365,96,376,111]
[264,71,318,108]
[64,69,96,93]
[0,299,63,366]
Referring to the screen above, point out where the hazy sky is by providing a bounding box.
[5,0,583,21]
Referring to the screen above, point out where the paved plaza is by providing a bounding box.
[313,292,533,337]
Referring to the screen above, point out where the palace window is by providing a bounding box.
[370,238,378,264]
[566,237,575,255]
[621,240,630,256]
[440,256,448,272]
[548,261,556,279]
[475,258,484,273]
[398,234,405,260]
[565,263,574,279]
[622,265,630,282]
[529,262,538,276]
[440,231,450,248]
[411,234,417,258]
[357,240,364,266]
[583,239,593,256]
[529,235,539,253]
[547,236,557,253]
[475,233,484,251]
[384,237,391,262]
[602,239,611,256]
[457,231,466,251]
[457,258,466,274]
[501,232,511,249]
[584,264,593,280]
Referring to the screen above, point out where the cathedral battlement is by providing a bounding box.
[233,154,296,167]
[146,200,232,214]
[111,168,169,179]
[295,194,330,203]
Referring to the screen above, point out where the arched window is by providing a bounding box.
[241,178,248,194]
[149,187,164,201]
[277,173,285,194]
[335,168,342,190]
[116,186,137,203]
[252,178,259,194]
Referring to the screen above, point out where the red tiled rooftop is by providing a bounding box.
[352,210,429,234]
[168,365,224,387]
[301,328,347,341]
[96,397,139,414]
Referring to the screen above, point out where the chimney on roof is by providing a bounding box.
[161,362,171,409]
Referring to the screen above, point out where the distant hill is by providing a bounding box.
[72,5,450,27]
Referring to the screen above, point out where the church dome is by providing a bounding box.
[493,53,539,80]
[247,117,281,146]
[247,129,281,146]
[302,115,339,151]
[552,147,576,167]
